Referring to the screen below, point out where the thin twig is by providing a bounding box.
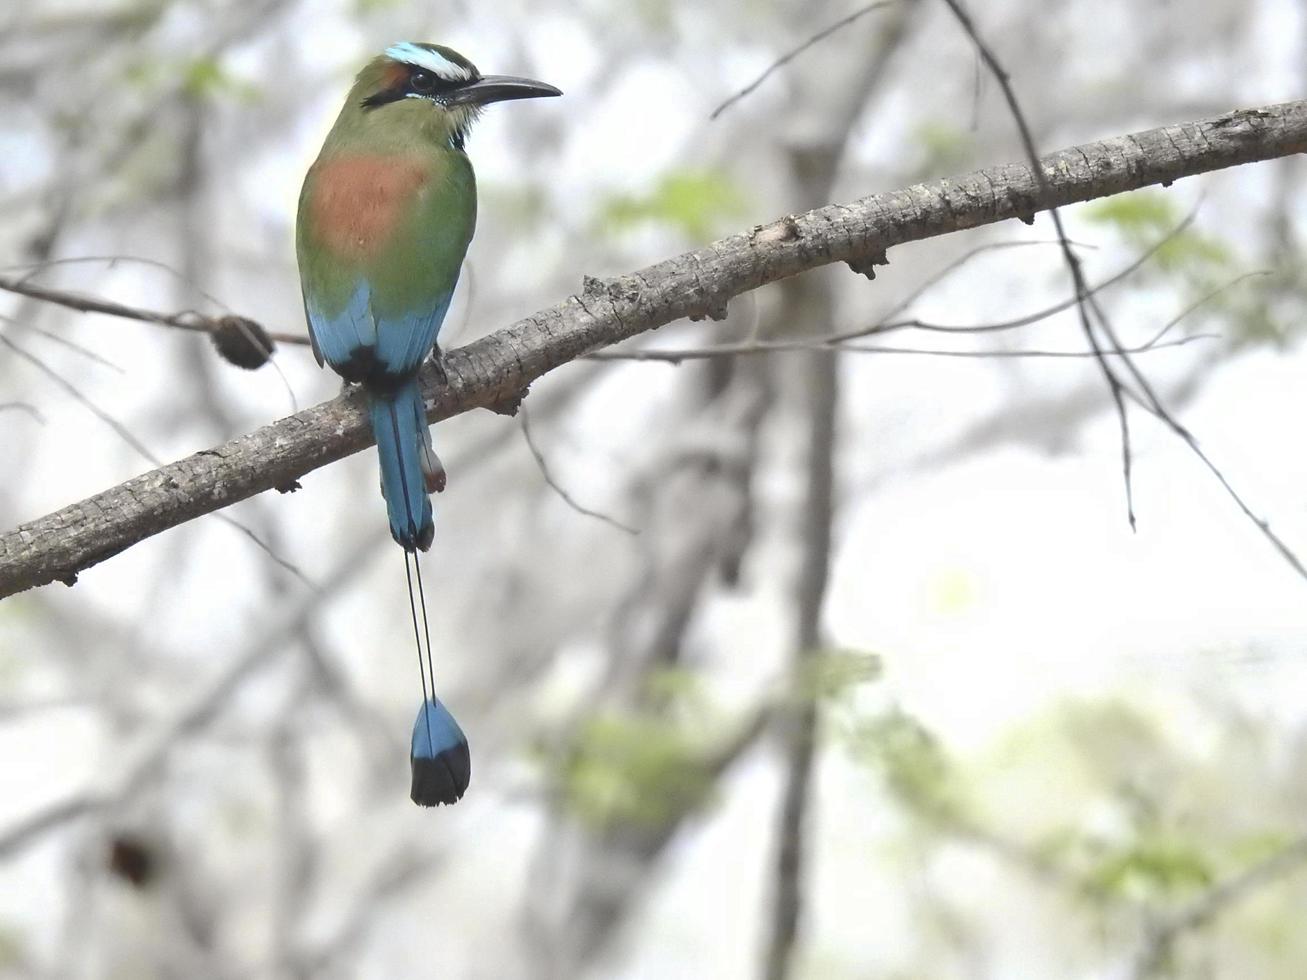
[0,402,45,424]
[939,0,1140,525]
[2,254,236,315]
[0,797,99,861]
[875,237,1100,325]
[27,326,125,374]
[0,273,308,346]
[709,1,901,119]
[867,214,1194,338]
[588,334,1210,364]
[520,408,639,535]
[1141,271,1273,348]
[0,532,380,857]
[0,325,312,587]
[0,329,155,461]
[593,260,1262,366]
[590,212,1195,365]
[938,0,1307,581]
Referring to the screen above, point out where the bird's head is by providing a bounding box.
[347,42,561,151]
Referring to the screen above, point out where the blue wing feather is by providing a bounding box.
[377,290,454,376]
[305,279,455,382]
[305,280,375,372]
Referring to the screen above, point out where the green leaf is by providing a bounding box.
[598,169,748,242]
[0,923,26,971]
[912,120,974,174]
[181,57,262,103]
[643,666,709,710]
[559,712,717,829]
[1084,191,1180,236]
[1088,836,1215,899]
[795,649,882,704]
[124,57,261,103]
[848,709,966,824]
[1083,191,1230,274]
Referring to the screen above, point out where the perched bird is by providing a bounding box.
[296,42,560,805]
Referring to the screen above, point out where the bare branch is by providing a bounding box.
[4,99,1307,596]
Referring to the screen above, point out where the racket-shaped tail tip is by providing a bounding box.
[410,697,470,806]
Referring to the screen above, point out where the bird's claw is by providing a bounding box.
[429,343,449,388]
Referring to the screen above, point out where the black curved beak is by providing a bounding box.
[447,75,562,107]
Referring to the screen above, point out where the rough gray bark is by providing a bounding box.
[2,100,1306,597]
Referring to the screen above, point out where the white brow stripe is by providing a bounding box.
[384,43,472,81]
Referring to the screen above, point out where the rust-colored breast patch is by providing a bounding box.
[307,155,429,261]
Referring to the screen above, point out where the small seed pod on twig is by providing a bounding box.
[209,315,276,370]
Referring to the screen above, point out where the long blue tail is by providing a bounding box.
[368,377,435,552]
[411,697,470,806]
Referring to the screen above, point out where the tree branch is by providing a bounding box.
[3,100,1307,597]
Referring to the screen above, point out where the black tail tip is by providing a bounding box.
[410,740,471,806]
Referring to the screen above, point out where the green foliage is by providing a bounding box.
[1059,699,1165,780]
[1084,191,1231,274]
[643,665,711,711]
[1223,265,1307,351]
[0,923,26,972]
[124,57,261,104]
[554,667,724,829]
[1087,834,1215,899]
[795,648,882,705]
[848,709,967,825]
[1084,191,1177,236]
[911,120,974,176]
[560,711,718,830]
[557,650,881,831]
[598,169,748,242]
[1230,829,1299,865]
[847,686,1307,976]
[1079,190,1307,350]
[181,57,261,102]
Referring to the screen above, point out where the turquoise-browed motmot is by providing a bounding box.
[296,42,559,805]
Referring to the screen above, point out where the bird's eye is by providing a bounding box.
[410,70,437,94]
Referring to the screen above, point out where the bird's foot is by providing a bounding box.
[428,343,449,388]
